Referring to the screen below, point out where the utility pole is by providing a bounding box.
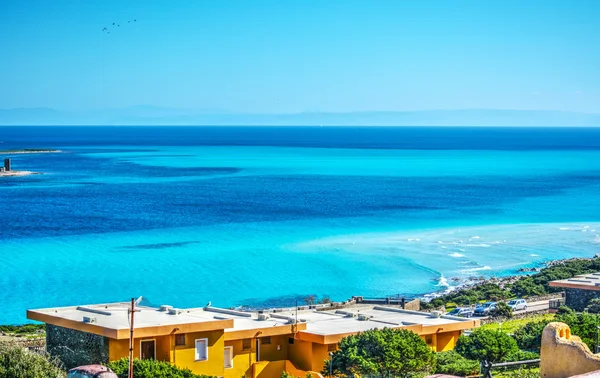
[128,298,135,378]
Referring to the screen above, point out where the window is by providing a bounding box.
[175,334,185,346]
[288,337,295,344]
[327,344,336,352]
[195,338,208,361]
[425,336,433,345]
[224,346,233,369]
[260,336,271,345]
[242,339,252,350]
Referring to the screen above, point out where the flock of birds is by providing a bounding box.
[102,19,137,34]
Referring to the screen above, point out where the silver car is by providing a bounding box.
[507,299,528,311]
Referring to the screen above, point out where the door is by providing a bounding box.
[140,340,155,360]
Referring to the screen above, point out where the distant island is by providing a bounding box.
[0,148,62,154]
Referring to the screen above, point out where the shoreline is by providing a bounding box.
[421,255,599,302]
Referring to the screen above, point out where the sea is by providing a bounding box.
[1,126,600,324]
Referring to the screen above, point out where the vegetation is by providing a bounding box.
[0,341,65,378]
[325,328,435,378]
[513,320,552,351]
[587,298,600,314]
[434,350,479,376]
[494,367,540,378]
[107,358,215,378]
[482,314,554,334]
[456,329,519,364]
[423,256,600,310]
[0,324,45,335]
[494,302,513,318]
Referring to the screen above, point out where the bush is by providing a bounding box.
[0,324,45,335]
[555,310,600,351]
[0,341,65,378]
[510,278,545,298]
[456,329,519,363]
[107,358,214,378]
[434,350,479,376]
[493,302,513,318]
[326,328,435,378]
[588,298,600,314]
[513,320,552,351]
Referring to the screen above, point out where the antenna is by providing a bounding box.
[128,297,141,378]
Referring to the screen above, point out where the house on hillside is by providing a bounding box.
[28,302,479,378]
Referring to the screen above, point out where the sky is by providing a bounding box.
[0,0,599,114]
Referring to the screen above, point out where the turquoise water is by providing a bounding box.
[1,127,600,324]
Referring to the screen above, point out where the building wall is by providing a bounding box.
[435,331,459,352]
[172,330,226,377]
[540,322,600,378]
[46,324,110,370]
[288,338,313,372]
[224,338,255,378]
[565,288,600,311]
[108,335,171,362]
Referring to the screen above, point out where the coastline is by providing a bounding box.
[421,255,599,302]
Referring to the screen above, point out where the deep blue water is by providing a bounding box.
[1,126,600,324]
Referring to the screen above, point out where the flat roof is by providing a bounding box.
[28,303,478,343]
[550,272,600,291]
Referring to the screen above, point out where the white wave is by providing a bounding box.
[437,275,450,287]
[407,238,420,242]
[471,236,480,239]
[437,241,443,244]
[449,252,465,258]
[458,248,466,252]
[462,266,492,273]
[465,243,491,247]
[530,254,539,257]
[559,227,570,230]
[441,246,447,249]
[584,226,590,229]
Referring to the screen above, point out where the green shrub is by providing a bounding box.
[107,358,215,378]
[555,310,600,351]
[493,302,513,318]
[456,329,519,363]
[325,328,435,378]
[0,324,45,335]
[513,320,553,351]
[588,298,600,314]
[434,350,479,376]
[0,341,65,378]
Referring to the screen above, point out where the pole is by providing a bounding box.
[129,298,135,378]
[329,351,333,378]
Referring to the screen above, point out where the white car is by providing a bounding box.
[507,299,527,311]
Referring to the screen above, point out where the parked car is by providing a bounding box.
[67,365,118,378]
[448,307,473,318]
[474,302,497,316]
[507,299,528,311]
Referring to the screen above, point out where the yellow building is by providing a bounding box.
[28,302,479,378]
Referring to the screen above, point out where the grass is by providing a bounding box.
[480,314,555,334]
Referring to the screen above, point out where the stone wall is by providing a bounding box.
[46,324,109,370]
[565,288,600,311]
[540,322,600,378]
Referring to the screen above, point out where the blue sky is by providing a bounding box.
[1,0,599,113]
